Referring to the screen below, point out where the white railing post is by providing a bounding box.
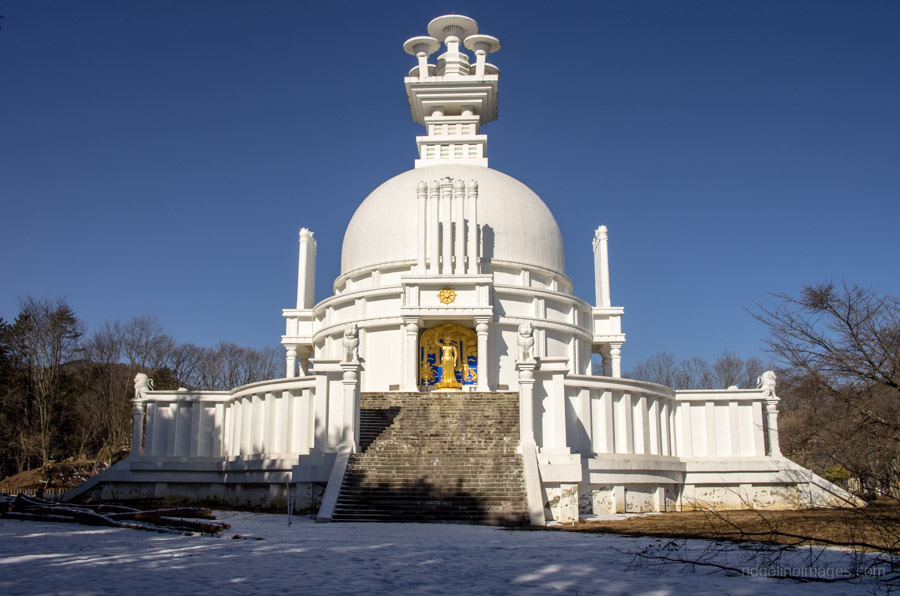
[131,398,145,457]
[517,360,536,445]
[766,398,782,457]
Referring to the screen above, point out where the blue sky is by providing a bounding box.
[1,1,898,369]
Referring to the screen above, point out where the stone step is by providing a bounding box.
[333,391,528,525]
[344,475,523,482]
[336,499,526,508]
[330,514,529,525]
[342,479,525,495]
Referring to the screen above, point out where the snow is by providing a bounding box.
[0,512,887,595]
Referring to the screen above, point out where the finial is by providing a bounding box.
[403,35,441,79]
[464,34,500,76]
[426,15,479,43]
[405,15,499,167]
[593,226,607,250]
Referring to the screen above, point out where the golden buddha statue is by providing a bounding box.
[435,343,462,390]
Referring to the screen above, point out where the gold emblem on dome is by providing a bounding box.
[438,287,456,304]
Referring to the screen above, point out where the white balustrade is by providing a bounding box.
[543,377,773,460]
[136,378,317,460]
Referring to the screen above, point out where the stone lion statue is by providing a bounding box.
[517,321,535,362]
[342,323,360,362]
[133,373,154,400]
[757,370,777,399]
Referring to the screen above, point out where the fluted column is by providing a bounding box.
[466,180,478,274]
[440,178,453,274]
[404,319,420,392]
[297,228,317,309]
[417,181,427,272]
[475,317,490,392]
[427,181,440,272]
[593,225,610,307]
[453,179,465,274]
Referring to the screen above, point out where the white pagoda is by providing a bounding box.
[69,15,855,522]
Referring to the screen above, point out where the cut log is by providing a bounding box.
[2,493,229,535]
[107,507,216,521]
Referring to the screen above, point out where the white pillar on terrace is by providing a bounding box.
[285,347,298,379]
[131,399,144,457]
[766,398,783,457]
[516,360,536,445]
[610,343,623,378]
[297,228,317,309]
[593,225,611,308]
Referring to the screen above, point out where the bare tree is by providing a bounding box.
[79,316,180,457]
[191,342,282,391]
[675,357,714,389]
[7,297,84,465]
[627,351,764,390]
[625,352,678,387]
[754,282,900,492]
[711,349,745,388]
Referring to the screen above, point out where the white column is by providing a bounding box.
[593,225,610,307]
[417,181,427,272]
[404,320,420,392]
[601,346,612,376]
[131,399,144,457]
[297,228,317,309]
[341,362,360,448]
[610,343,622,378]
[466,180,479,274]
[517,361,536,444]
[548,372,568,449]
[285,347,297,379]
[475,317,490,392]
[428,181,440,273]
[440,178,453,274]
[453,179,465,274]
[416,52,429,79]
[766,399,783,457]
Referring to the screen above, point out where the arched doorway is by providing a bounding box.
[419,322,478,389]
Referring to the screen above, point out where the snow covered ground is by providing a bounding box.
[0,512,888,595]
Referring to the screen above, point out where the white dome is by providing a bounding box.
[341,164,564,275]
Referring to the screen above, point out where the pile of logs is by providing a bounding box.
[0,494,230,535]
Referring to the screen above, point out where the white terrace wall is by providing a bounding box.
[525,374,856,520]
[69,368,362,511]
[72,363,856,519]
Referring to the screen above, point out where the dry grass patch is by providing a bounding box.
[559,500,900,553]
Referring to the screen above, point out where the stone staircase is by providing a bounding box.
[332,392,530,525]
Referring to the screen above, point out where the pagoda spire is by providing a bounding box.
[403,15,501,168]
